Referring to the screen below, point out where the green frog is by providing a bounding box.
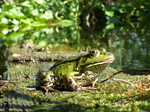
[36,48,114,91]
[36,69,54,88]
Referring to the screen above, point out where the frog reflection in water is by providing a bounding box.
[36,48,114,91]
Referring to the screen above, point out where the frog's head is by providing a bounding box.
[78,48,114,73]
[36,69,54,86]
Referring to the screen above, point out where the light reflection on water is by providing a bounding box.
[104,24,150,72]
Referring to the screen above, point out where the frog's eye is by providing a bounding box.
[90,49,99,56]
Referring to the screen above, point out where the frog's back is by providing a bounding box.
[49,53,88,70]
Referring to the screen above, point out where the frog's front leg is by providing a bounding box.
[67,72,84,91]
[68,72,93,91]
[68,76,82,91]
[68,77,94,91]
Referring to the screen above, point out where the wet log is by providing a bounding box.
[8,51,87,62]
[8,47,87,62]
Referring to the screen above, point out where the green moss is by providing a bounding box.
[1,77,150,111]
[1,59,150,111]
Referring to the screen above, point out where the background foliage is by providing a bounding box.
[0,0,79,25]
[0,0,150,70]
[0,0,150,25]
[0,0,149,47]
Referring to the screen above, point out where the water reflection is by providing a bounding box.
[107,24,150,71]
[0,22,149,75]
[0,41,7,79]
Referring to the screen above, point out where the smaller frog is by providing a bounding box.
[36,69,55,89]
[36,69,61,92]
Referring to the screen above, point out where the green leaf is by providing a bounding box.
[55,20,74,27]
[12,19,19,25]
[105,11,114,17]
[5,12,14,18]
[20,18,33,24]
[105,23,115,30]
[1,28,9,35]
[40,10,53,19]
[7,32,24,41]
[93,1,102,8]
[11,10,25,19]
[31,9,39,16]
[4,40,15,46]
[2,4,14,10]
[1,18,9,24]
[34,0,45,4]
[5,9,25,19]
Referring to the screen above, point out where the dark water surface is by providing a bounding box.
[105,25,150,70]
[0,41,7,79]
[81,22,150,73]
[0,22,150,77]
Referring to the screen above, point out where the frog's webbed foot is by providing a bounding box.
[81,87,97,92]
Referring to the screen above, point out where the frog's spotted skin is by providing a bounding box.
[36,69,55,88]
[36,48,114,91]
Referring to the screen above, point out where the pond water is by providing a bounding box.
[0,21,150,78]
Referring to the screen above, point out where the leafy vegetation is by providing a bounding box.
[0,0,79,26]
[0,0,150,49]
[80,0,150,24]
[0,0,150,26]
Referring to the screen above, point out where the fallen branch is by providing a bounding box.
[0,80,36,90]
[99,69,150,83]
[113,79,135,85]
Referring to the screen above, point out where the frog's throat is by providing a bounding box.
[85,55,114,68]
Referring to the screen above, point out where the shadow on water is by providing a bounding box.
[1,90,97,111]
[1,89,150,112]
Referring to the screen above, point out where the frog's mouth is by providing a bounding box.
[85,55,115,68]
